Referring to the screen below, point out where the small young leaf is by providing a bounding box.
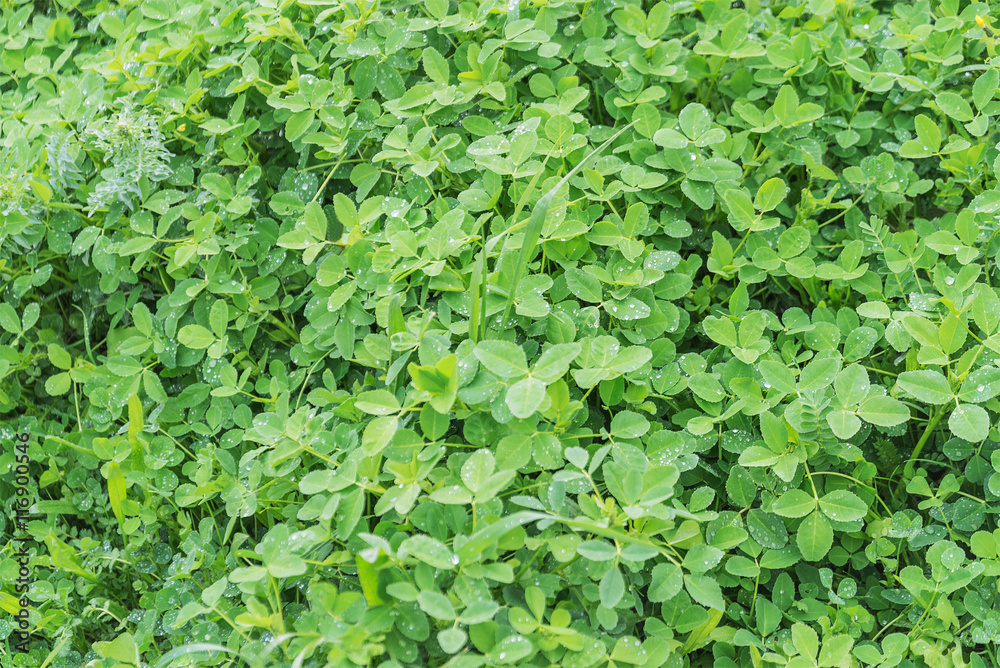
[506,377,546,419]
[897,370,953,404]
[797,511,833,561]
[772,489,817,518]
[818,490,867,522]
[792,623,819,662]
[857,396,910,427]
[355,390,401,415]
[684,574,725,611]
[178,324,215,349]
[474,341,528,379]
[600,566,625,608]
[949,404,990,442]
[531,343,581,383]
[936,92,973,122]
[754,178,788,212]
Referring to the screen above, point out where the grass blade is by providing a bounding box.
[497,120,636,334]
[387,293,405,391]
[468,248,484,343]
[154,643,250,668]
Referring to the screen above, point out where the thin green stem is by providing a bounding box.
[897,408,946,495]
[265,312,300,343]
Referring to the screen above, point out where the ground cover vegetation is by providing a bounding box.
[3,0,1000,666]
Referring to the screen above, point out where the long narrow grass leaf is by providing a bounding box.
[154,644,250,668]
[469,248,484,343]
[387,293,405,391]
[498,121,636,334]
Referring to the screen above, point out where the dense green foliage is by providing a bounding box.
[5,0,1000,666]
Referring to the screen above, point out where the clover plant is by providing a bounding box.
[3,0,1000,667]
